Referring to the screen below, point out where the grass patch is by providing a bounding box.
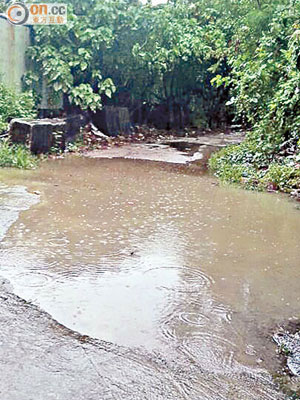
[0,138,38,169]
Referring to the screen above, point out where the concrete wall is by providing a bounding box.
[0,15,30,92]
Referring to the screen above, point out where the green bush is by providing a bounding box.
[0,83,37,132]
[209,146,260,189]
[209,141,300,193]
[0,138,38,169]
[261,163,300,192]
[208,1,300,195]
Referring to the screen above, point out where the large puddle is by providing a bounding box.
[0,156,299,398]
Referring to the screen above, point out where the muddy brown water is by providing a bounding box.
[0,156,299,399]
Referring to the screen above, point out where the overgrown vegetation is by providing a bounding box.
[0,82,38,169]
[0,82,36,132]
[208,0,300,193]
[0,138,38,169]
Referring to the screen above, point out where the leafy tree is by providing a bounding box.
[25,0,299,138]
[26,0,225,126]
[25,0,120,111]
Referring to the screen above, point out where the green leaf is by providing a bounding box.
[80,62,88,71]
[53,82,62,91]
[105,89,112,98]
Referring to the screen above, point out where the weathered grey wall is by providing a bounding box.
[0,16,30,92]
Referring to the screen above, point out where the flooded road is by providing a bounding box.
[0,156,299,399]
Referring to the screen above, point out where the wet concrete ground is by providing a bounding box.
[0,282,183,400]
[86,133,243,164]
[0,283,283,400]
